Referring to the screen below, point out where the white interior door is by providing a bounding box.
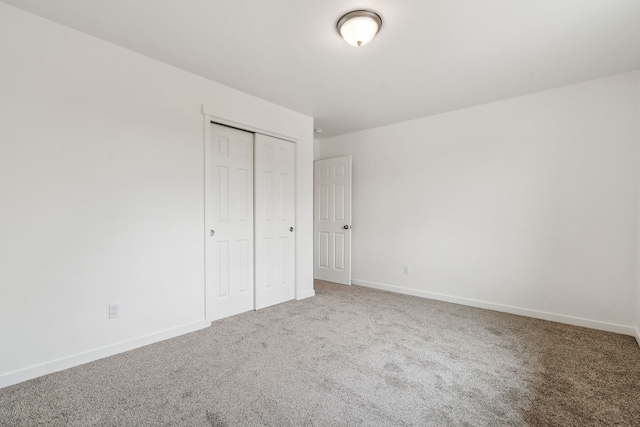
[205,123,254,321]
[314,156,352,285]
[254,133,295,310]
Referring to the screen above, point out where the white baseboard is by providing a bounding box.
[634,327,640,347]
[352,279,639,341]
[297,289,316,300]
[0,320,209,390]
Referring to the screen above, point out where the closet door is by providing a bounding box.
[205,123,254,321]
[254,134,295,310]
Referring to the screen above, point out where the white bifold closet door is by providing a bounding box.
[254,133,295,310]
[206,123,295,321]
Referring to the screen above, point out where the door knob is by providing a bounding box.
[290,227,294,232]
[343,225,350,230]
[210,230,215,236]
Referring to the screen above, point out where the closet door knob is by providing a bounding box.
[290,227,294,232]
[343,225,350,230]
[210,230,215,236]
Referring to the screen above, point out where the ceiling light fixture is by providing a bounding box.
[337,10,382,47]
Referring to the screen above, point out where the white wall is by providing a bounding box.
[320,71,640,336]
[0,4,313,387]
[314,139,321,160]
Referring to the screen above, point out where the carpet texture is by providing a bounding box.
[1,280,639,426]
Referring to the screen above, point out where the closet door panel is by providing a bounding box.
[254,134,295,310]
[205,123,254,321]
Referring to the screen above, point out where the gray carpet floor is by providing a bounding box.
[1,280,639,426]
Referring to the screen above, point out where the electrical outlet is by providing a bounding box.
[109,303,120,319]
[403,265,409,275]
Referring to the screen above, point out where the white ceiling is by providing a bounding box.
[3,0,640,138]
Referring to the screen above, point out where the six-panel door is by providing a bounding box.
[205,123,255,320]
[254,133,296,309]
[314,156,352,285]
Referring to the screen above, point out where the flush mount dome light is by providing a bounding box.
[337,10,382,47]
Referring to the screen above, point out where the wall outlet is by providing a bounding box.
[403,265,409,275]
[109,303,120,319]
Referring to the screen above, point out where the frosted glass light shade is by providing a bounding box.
[337,10,382,47]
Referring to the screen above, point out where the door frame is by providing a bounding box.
[203,112,299,323]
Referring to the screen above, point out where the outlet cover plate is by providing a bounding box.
[109,303,120,319]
